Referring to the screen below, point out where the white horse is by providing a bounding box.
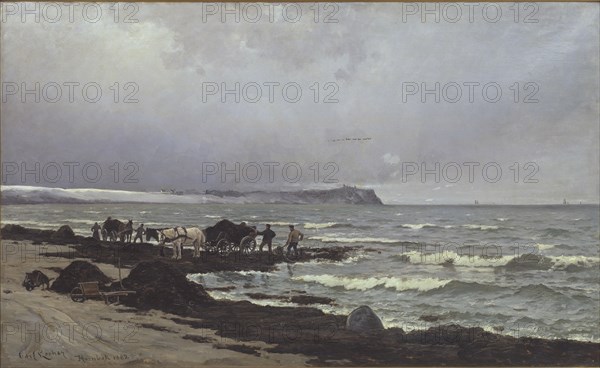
[158,227,205,260]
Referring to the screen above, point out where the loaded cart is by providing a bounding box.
[70,281,136,305]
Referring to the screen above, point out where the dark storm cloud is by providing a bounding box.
[1,3,598,204]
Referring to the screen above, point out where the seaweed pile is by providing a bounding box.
[117,260,214,315]
[203,219,254,244]
[50,260,112,293]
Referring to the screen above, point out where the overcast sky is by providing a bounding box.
[1,3,598,204]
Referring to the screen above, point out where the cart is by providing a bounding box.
[70,281,136,305]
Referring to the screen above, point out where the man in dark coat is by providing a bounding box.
[257,224,276,253]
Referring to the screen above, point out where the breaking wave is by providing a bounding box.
[391,250,600,271]
[294,274,450,292]
[304,222,354,229]
[462,224,505,231]
[541,227,572,237]
[422,280,509,296]
[309,235,400,244]
[399,223,445,230]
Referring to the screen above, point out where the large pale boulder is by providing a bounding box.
[346,305,384,333]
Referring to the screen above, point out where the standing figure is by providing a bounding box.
[284,225,303,257]
[257,224,276,253]
[133,223,145,243]
[91,222,101,240]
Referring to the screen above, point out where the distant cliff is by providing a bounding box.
[206,186,384,205]
[1,185,383,205]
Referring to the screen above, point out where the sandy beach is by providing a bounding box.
[1,239,311,367]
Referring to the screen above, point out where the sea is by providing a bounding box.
[2,203,599,342]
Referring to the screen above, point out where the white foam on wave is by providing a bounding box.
[548,255,600,270]
[0,219,61,229]
[397,250,515,267]
[304,222,340,229]
[535,243,556,251]
[309,235,399,244]
[400,223,437,230]
[63,218,96,225]
[293,274,450,292]
[462,224,502,231]
[268,221,299,226]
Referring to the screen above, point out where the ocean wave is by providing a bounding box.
[535,243,556,251]
[392,250,516,267]
[63,218,97,225]
[304,222,353,229]
[422,280,508,296]
[541,227,571,237]
[462,224,506,231]
[0,220,62,229]
[548,255,600,271]
[398,223,443,230]
[294,274,450,292]
[391,250,599,271]
[513,284,568,299]
[554,243,578,251]
[267,221,299,226]
[494,218,510,222]
[309,235,399,244]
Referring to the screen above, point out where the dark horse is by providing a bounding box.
[145,228,163,242]
[102,217,133,242]
[120,220,133,242]
[102,217,122,240]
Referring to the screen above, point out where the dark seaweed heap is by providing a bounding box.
[204,219,254,244]
[117,260,214,315]
[50,260,112,293]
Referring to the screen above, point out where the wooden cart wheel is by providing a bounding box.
[228,241,240,254]
[240,237,256,255]
[70,286,85,302]
[217,239,229,256]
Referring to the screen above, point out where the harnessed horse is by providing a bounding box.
[158,227,205,260]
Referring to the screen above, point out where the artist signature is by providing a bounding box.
[18,350,67,361]
[18,350,131,363]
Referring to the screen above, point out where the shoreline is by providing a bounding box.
[1,224,599,366]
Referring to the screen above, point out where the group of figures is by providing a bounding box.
[90,217,144,243]
[90,217,304,261]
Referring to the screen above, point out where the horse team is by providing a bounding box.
[98,217,205,260]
